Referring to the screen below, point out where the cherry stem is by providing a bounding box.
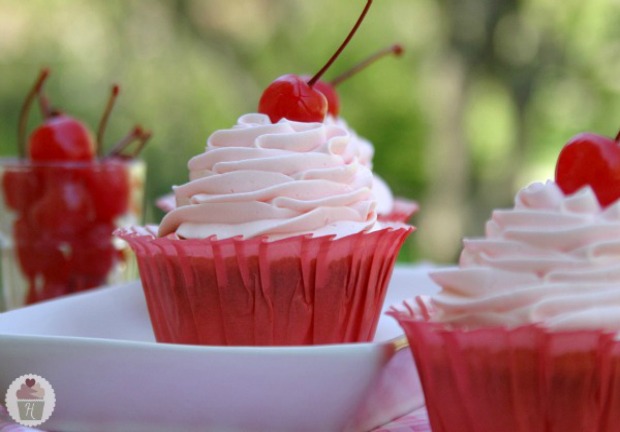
[127,130,152,158]
[615,130,620,142]
[96,84,120,157]
[307,0,373,87]
[330,43,403,87]
[18,68,50,159]
[37,91,53,119]
[106,125,142,157]
[106,125,151,158]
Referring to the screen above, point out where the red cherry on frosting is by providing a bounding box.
[258,0,373,123]
[301,78,339,118]
[258,74,328,123]
[555,131,620,207]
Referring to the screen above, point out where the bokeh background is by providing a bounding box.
[2,0,620,264]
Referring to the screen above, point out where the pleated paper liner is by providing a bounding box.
[117,223,413,346]
[388,298,620,432]
[155,194,419,224]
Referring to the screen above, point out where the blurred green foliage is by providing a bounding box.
[2,0,620,263]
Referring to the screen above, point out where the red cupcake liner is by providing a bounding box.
[388,300,620,432]
[117,223,413,346]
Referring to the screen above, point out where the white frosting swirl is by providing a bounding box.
[158,113,378,240]
[430,181,620,334]
[372,174,395,216]
[325,116,374,168]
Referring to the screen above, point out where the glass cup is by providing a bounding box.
[0,158,146,310]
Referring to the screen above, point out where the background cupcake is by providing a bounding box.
[324,114,418,224]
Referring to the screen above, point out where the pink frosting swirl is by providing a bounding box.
[158,114,377,240]
[324,116,374,168]
[324,116,394,215]
[430,181,620,334]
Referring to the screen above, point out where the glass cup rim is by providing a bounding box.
[0,157,145,168]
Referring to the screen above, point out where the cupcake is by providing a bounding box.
[124,2,414,346]
[119,114,413,346]
[389,132,620,431]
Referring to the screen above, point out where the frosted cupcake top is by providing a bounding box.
[429,181,620,333]
[158,113,378,240]
[324,115,394,215]
[324,116,374,168]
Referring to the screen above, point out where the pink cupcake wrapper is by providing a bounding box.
[388,300,620,432]
[117,224,413,346]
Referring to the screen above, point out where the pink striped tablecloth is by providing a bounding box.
[0,404,430,432]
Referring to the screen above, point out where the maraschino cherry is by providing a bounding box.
[307,43,404,118]
[19,72,150,162]
[19,69,96,162]
[258,0,374,123]
[556,131,620,207]
[5,69,151,305]
[28,116,96,161]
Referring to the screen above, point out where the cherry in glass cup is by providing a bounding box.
[0,157,145,310]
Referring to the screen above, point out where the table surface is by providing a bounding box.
[0,264,438,432]
[0,405,431,432]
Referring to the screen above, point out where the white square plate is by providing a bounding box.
[0,264,439,432]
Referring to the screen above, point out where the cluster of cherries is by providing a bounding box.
[2,69,150,304]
